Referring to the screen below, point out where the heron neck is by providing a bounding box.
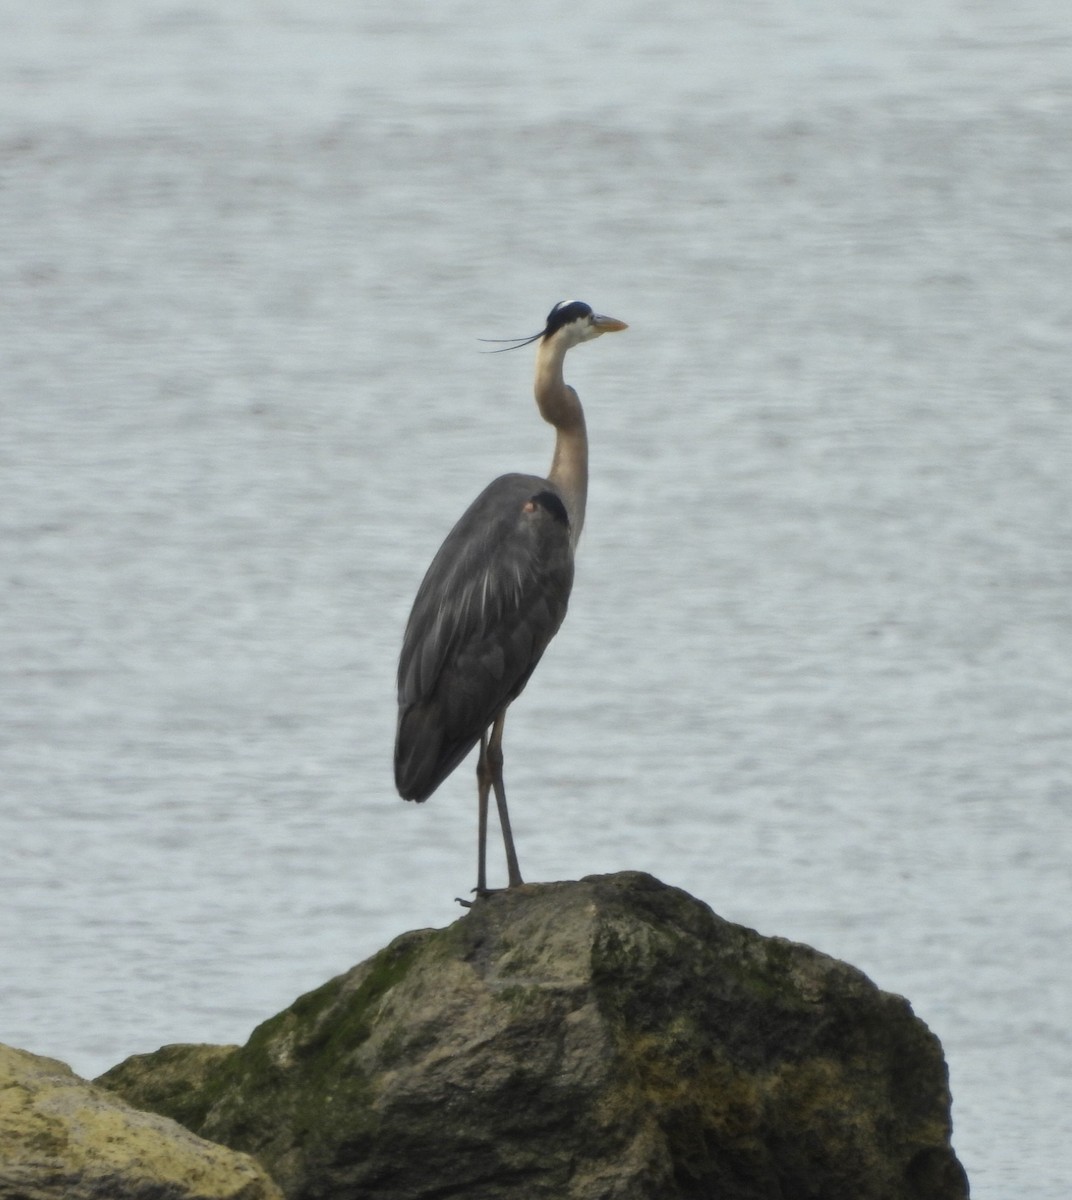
[535,338,588,546]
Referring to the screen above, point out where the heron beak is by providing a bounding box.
[591,314,628,333]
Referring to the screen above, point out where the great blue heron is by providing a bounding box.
[394,300,627,896]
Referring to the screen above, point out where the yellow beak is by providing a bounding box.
[592,314,628,333]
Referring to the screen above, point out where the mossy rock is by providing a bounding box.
[97,872,969,1200]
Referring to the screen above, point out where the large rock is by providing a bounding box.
[98,872,969,1200]
[0,1043,283,1200]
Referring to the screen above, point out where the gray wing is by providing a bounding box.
[395,473,574,802]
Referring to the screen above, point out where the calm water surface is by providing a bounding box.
[2,3,1070,1197]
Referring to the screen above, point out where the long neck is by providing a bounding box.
[534,336,588,546]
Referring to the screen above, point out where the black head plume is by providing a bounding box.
[478,299,595,353]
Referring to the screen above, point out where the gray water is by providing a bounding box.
[2,2,1070,1195]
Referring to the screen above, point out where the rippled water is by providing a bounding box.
[2,3,1070,1196]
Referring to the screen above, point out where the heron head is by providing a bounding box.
[480,301,627,353]
[543,300,629,346]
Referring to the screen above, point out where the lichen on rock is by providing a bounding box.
[0,1042,282,1200]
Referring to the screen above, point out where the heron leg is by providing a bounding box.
[487,710,524,889]
[475,730,491,896]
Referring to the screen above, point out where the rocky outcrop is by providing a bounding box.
[0,1043,283,1200]
[97,872,968,1200]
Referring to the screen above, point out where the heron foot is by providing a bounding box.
[455,886,512,907]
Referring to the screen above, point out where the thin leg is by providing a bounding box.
[486,710,524,888]
[475,730,491,895]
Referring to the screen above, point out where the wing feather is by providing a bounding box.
[395,474,574,801]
